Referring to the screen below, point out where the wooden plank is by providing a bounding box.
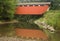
[17,2,51,5]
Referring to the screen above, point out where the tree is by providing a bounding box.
[50,0,60,10]
[0,0,17,21]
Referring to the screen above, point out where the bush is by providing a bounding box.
[50,0,60,10]
[0,0,17,21]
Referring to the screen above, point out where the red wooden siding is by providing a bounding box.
[15,5,49,15]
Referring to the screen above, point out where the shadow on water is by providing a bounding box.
[49,30,60,41]
[0,23,15,36]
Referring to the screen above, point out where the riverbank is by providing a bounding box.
[0,20,19,24]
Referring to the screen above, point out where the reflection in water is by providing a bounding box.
[0,23,60,41]
[0,22,41,36]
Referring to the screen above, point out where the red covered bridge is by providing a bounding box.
[15,2,51,41]
[15,2,51,15]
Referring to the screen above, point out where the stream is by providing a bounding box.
[0,23,60,41]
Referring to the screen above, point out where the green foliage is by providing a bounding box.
[50,0,60,10]
[15,15,41,22]
[39,10,60,30]
[0,0,17,21]
[15,15,42,29]
[37,10,60,41]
